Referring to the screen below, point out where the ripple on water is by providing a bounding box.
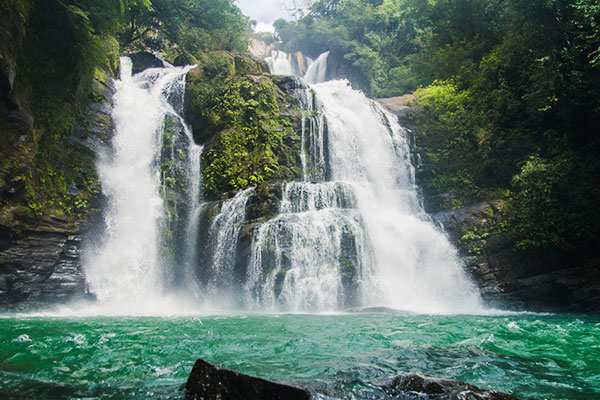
[0,313,598,400]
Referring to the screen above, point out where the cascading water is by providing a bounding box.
[304,51,329,84]
[244,181,374,311]
[246,52,484,313]
[313,80,481,312]
[294,84,328,181]
[83,50,483,314]
[267,49,329,84]
[203,188,254,298]
[83,57,200,312]
[265,50,313,77]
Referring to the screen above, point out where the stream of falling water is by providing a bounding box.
[82,57,200,313]
[81,51,483,315]
[244,53,484,313]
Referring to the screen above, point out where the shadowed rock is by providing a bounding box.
[184,359,311,400]
[383,373,522,400]
[128,51,164,74]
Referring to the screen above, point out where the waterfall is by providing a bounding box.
[244,182,373,311]
[265,50,313,77]
[247,49,483,312]
[304,51,329,84]
[312,80,482,312]
[83,57,200,310]
[293,83,328,181]
[243,80,482,312]
[204,188,254,295]
[265,50,328,84]
[81,51,483,315]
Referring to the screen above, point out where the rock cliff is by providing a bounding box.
[0,1,123,310]
[381,99,600,313]
[434,200,600,312]
[0,67,115,310]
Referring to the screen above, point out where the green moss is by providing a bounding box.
[186,52,301,199]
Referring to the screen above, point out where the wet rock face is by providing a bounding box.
[382,373,521,400]
[184,359,312,400]
[0,69,115,310]
[128,51,165,74]
[433,201,600,313]
[0,228,92,309]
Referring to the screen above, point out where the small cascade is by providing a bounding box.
[280,182,356,212]
[203,188,254,296]
[244,182,373,311]
[265,50,313,77]
[304,51,329,84]
[292,83,328,181]
[182,144,203,283]
[84,57,200,310]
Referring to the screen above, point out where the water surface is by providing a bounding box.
[1,312,598,399]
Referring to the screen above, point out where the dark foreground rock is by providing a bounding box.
[184,360,524,400]
[184,359,311,400]
[383,373,522,400]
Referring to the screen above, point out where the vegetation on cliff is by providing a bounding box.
[0,0,249,225]
[275,0,600,256]
[186,53,301,199]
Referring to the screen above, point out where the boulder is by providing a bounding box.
[184,359,311,400]
[432,201,600,312]
[173,53,198,67]
[383,373,522,400]
[128,51,164,74]
[376,94,417,117]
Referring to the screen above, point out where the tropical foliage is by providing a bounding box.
[0,0,248,219]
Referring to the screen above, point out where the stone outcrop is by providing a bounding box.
[434,201,600,312]
[184,359,311,400]
[0,67,115,310]
[128,51,165,74]
[375,94,417,117]
[184,360,524,400]
[248,38,277,59]
[382,373,522,400]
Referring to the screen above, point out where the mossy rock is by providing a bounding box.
[173,52,199,67]
[185,51,302,200]
[246,183,282,221]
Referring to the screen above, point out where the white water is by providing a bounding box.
[317,80,482,313]
[304,51,329,84]
[265,50,313,77]
[83,57,199,312]
[294,85,327,181]
[79,51,484,315]
[245,182,374,311]
[205,188,254,296]
[245,80,482,313]
[266,49,328,84]
[257,51,484,313]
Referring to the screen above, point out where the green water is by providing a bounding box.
[0,313,598,399]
